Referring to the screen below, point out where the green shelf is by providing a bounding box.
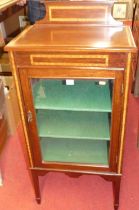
[40,137,109,165]
[33,79,112,112]
[37,110,110,140]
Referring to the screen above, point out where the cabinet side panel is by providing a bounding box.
[118,53,132,173]
[9,52,34,168]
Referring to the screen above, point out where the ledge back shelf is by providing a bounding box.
[38,0,122,26]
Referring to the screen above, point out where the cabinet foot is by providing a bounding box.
[36,197,41,204]
[114,204,119,210]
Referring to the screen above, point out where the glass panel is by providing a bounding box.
[31,79,113,165]
[40,138,109,165]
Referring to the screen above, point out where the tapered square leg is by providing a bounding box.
[113,176,121,210]
[31,171,41,204]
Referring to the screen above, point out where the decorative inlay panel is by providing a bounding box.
[30,54,109,67]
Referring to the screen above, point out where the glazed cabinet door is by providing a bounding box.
[19,67,123,173]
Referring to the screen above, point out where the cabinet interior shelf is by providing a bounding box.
[33,80,112,112]
[37,110,110,140]
[40,137,109,165]
[34,79,112,165]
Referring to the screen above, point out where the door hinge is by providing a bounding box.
[27,111,33,122]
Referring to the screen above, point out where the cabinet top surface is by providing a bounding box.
[5,24,136,52]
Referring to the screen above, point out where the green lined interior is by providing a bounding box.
[33,80,112,112]
[40,137,109,165]
[37,110,110,140]
[32,79,112,165]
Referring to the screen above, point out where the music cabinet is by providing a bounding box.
[5,0,136,209]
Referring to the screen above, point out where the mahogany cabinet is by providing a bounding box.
[5,1,136,209]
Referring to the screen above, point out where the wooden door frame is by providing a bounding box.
[18,66,124,173]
